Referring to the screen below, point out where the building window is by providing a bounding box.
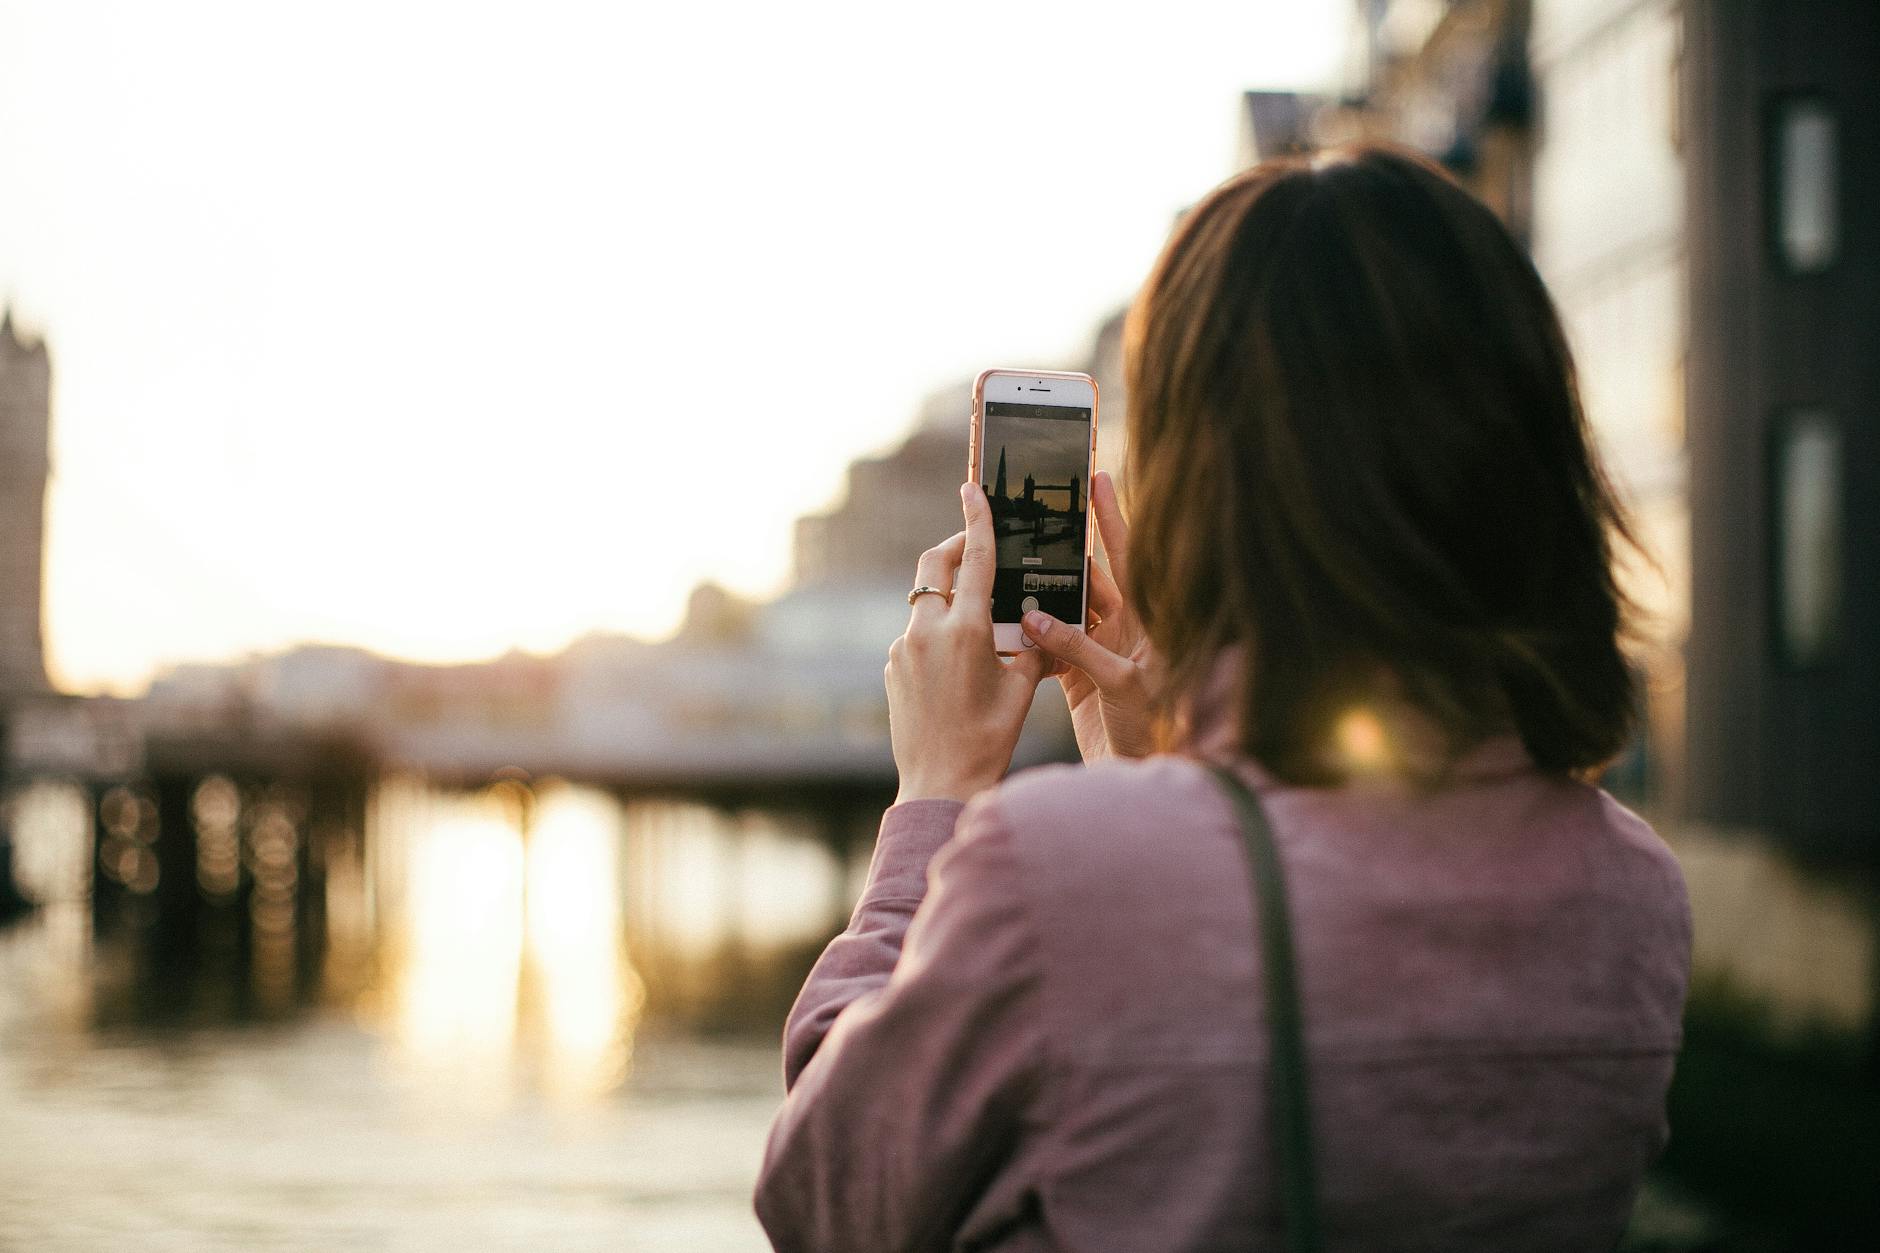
[1773,410,1841,666]
[1773,98,1839,273]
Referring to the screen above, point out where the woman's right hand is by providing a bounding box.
[1021,470,1157,761]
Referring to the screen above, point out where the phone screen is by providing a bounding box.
[979,399,1092,623]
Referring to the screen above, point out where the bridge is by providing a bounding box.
[0,591,1076,1020]
[1021,472,1083,514]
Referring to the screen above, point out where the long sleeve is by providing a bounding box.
[755,796,1049,1253]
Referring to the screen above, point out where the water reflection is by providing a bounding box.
[247,796,303,1014]
[97,784,159,896]
[525,785,640,1102]
[382,783,528,1104]
[2,783,93,1031]
[8,780,92,908]
[190,776,241,900]
[0,772,860,1249]
[366,780,841,1107]
[624,801,846,960]
[0,772,854,1102]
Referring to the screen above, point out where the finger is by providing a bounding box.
[953,482,997,611]
[1003,644,1052,688]
[1092,470,1130,591]
[1021,609,1137,693]
[909,531,966,624]
[1087,557,1123,622]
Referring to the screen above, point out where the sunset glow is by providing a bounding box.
[0,0,1345,693]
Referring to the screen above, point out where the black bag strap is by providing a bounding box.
[1205,762,1323,1253]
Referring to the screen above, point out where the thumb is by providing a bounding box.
[1021,610,1136,693]
[1004,642,1053,688]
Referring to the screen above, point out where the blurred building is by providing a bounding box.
[1527,0,1879,859]
[0,308,51,696]
[1681,0,1879,861]
[0,313,142,796]
[1237,90,1329,166]
[791,382,972,592]
[1253,0,1536,240]
[124,357,1124,788]
[1528,0,1688,807]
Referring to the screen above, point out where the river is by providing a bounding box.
[0,777,854,1251]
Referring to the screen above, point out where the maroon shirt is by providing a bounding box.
[755,711,1691,1250]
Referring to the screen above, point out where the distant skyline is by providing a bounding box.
[983,420,1090,512]
[0,0,1346,694]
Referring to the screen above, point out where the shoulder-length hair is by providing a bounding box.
[1124,144,1641,785]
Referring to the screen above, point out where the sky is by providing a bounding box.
[0,0,1346,695]
[983,411,1090,503]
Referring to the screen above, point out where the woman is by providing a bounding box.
[755,145,1691,1251]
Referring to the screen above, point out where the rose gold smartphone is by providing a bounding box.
[968,368,1099,655]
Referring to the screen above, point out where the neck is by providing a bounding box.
[1171,649,1533,786]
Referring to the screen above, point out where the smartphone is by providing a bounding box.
[968,368,1099,655]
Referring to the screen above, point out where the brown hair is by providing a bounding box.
[1124,144,1640,785]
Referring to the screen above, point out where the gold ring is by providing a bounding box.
[907,585,952,606]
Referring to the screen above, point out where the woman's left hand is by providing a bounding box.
[887,482,1052,805]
